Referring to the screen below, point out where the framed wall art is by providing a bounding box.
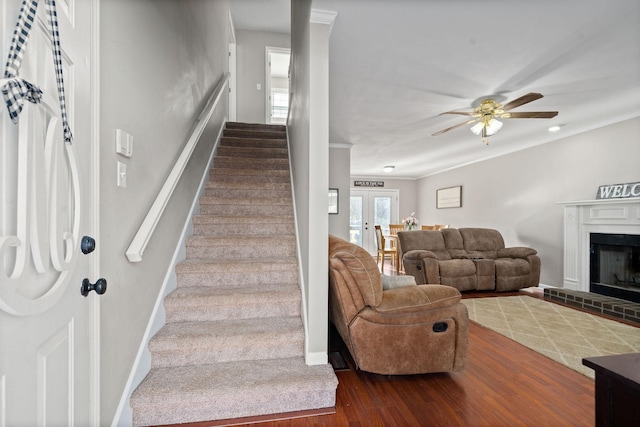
[328,188,339,214]
[436,186,462,209]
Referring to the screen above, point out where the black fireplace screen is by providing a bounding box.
[590,233,640,303]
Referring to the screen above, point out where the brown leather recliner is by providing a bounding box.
[328,235,469,375]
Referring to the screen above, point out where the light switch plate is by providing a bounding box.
[117,161,127,188]
[115,129,133,157]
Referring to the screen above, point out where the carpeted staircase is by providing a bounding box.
[130,122,338,426]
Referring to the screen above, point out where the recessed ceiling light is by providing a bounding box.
[548,124,564,132]
[383,166,395,173]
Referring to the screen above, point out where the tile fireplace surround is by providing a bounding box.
[556,197,640,323]
[544,288,640,326]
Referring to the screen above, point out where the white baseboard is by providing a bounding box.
[306,351,329,365]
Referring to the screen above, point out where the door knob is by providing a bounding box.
[81,278,107,297]
[81,236,96,254]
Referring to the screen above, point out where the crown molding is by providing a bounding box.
[310,9,337,35]
[329,142,352,149]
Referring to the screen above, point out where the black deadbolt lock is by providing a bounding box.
[81,236,96,254]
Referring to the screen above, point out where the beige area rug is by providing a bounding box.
[462,296,640,378]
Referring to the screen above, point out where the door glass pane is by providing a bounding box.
[374,196,392,235]
[350,196,363,245]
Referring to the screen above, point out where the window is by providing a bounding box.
[271,90,288,121]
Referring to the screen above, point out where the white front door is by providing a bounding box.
[350,190,399,255]
[0,1,98,425]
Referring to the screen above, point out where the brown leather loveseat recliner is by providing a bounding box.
[398,228,541,292]
[328,235,469,375]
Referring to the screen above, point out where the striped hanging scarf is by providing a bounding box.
[1,0,73,143]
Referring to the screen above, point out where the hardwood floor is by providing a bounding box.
[182,304,594,426]
[238,321,593,427]
[163,258,596,426]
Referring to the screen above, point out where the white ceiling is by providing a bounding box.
[230,0,640,179]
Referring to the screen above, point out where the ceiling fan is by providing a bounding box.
[432,92,558,144]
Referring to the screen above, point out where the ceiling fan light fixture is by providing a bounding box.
[485,118,503,136]
[434,92,558,142]
[383,165,395,173]
[470,121,485,135]
[548,124,564,132]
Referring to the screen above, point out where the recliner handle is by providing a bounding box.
[433,322,448,333]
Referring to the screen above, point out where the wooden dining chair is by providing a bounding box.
[374,225,397,273]
[388,224,405,272]
[388,224,405,236]
[435,224,450,230]
[421,225,437,230]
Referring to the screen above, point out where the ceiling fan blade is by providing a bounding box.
[440,111,475,116]
[431,119,478,136]
[502,92,543,111]
[506,111,558,119]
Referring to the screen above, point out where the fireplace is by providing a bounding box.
[590,233,640,303]
[562,198,640,298]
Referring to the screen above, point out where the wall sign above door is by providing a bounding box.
[354,180,384,187]
[596,182,640,200]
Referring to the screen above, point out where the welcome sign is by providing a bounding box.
[596,181,640,199]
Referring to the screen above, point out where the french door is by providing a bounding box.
[350,190,399,255]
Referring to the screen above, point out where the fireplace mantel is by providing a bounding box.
[560,198,640,291]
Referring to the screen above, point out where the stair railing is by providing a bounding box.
[126,73,230,262]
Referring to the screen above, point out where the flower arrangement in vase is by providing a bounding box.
[402,212,419,230]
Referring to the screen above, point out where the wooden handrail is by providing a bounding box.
[126,73,230,262]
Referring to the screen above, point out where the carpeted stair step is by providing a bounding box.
[210,168,290,184]
[185,235,296,259]
[210,174,291,184]
[192,215,294,236]
[219,136,287,149]
[199,196,291,206]
[131,122,337,426]
[199,202,293,217]
[213,156,289,170]
[204,186,292,200]
[175,258,298,287]
[205,180,290,190]
[130,357,338,427]
[223,128,286,140]
[148,316,304,368]
[210,166,289,176]
[164,284,301,323]
[225,121,286,132]
[216,145,289,158]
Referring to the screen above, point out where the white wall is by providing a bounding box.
[236,30,290,123]
[416,117,640,286]
[99,0,229,423]
[329,144,351,239]
[289,0,334,364]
